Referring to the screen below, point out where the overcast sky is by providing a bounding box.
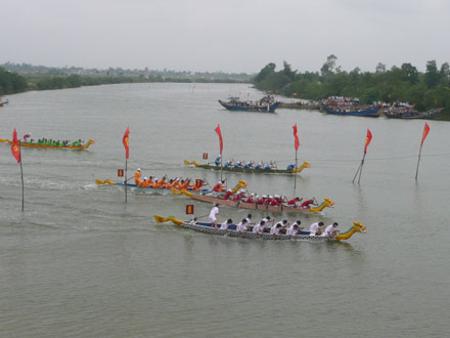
[1,0,449,73]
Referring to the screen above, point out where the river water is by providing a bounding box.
[0,83,449,337]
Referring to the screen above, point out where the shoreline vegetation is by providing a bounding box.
[0,63,252,96]
[253,55,450,119]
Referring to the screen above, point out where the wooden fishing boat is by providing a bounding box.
[173,189,335,215]
[0,99,8,107]
[184,160,311,175]
[323,105,380,117]
[218,95,280,113]
[154,215,367,242]
[0,138,95,150]
[384,108,443,120]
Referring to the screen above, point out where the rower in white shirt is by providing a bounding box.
[308,221,324,236]
[208,203,220,226]
[270,220,288,235]
[321,222,339,238]
[252,220,265,234]
[287,220,302,236]
[236,218,248,232]
[220,218,233,230]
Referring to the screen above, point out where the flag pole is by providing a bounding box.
[220,156,223,182]
[415,143,423,181]
[357,152,366,184]
[19,160,24,212]
[125,158,128,203]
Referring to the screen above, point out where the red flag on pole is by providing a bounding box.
[364,129,373,154]
[11,129,21,163]
[214,123,223,155]
[292,123,300,151]
[420,122,430,146]
[122,127,130,159]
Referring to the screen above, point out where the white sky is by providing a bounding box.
[1,0,449,73]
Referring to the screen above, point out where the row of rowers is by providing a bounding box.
[212,180,317,208]
[206,206,339,238]
[133,168,205,190]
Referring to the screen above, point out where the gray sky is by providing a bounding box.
[1,0,449,73]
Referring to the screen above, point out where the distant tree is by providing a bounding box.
[375,62,386,73]
[400,63,419,84]
[320,54,338,77]
[282,61,296,81]
[254,63,276,83]
[425,60,440,88]
[440,62,450,85]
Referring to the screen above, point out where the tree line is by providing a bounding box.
[0,66,250,95]
[254,56,450,114]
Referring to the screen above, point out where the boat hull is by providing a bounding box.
[218,100,280,113]
[190,193,318,214]
[0,138,95,150]
[192,163,298,175]
[323,105,380,117]
[177,221,334,241]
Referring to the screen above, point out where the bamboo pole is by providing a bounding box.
[19,160,24,212]
[415,144,423,181]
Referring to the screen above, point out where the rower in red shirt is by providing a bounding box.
[300,198,317,209]
[212,180,225,193]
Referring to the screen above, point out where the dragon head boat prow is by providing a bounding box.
[334,221,367,241]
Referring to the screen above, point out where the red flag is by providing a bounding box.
[10,129,21,163]
[214,123,223,155]
[420,122,430,146]
[364,129,373,154]
[292,123,300,151]
[122,127,130,160]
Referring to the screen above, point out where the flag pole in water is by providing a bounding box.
[292,123,300,194]
[214,123,224,182]
[122,127,130,203]
[292,123,300,168]
[415,122,430,181]
[10,129,24,211]
[352,128,373,184]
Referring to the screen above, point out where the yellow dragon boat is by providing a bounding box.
[0,138,95,151]
[154,215,367,242]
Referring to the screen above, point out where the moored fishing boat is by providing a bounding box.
[384,105,443,119]
[322,105,380,117]
[184,160,311,175]
[0,98,8,107]
[0,138,95,150]
[218,95,280,113]
[153,215,367,242]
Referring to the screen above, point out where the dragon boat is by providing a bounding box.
[95,179,210,194]
[173,186,335,215]
[184,160,311,175]
[0,138,95,150]
[154,216,367,242]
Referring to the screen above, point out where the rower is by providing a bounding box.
[252,220,265,234]
[244,214,252,225]
[308,221,324,236]
[287,220,301,236]
[220,218,233,230]
[236,218,248,232]
[270,219,287,235]
[223,189,233,200]
[134,168,142,185]
[215,155,221,166]
[300,198,317,209]
[322,222,339,238]
[212,180,225,193]
[208,203,220,226]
